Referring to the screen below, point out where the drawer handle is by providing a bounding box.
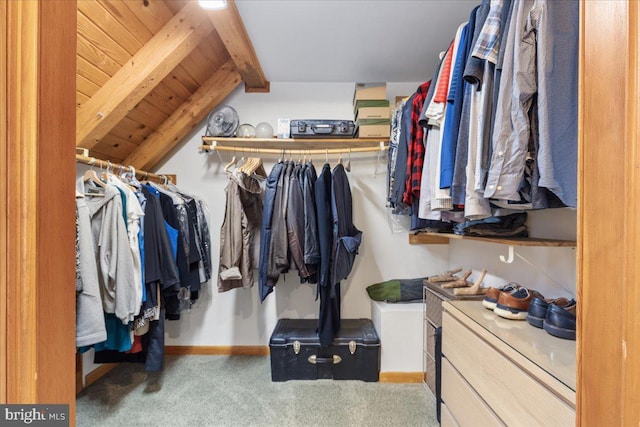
[308,355,342,365]
[293,341,301,355]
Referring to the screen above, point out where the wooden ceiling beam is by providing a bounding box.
[124,60,242,170]
[76,2,212,149]
[206,0,270,93]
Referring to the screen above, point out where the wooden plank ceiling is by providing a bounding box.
[76,0,268,170]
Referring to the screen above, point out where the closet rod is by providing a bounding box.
[200,143,388,156]
[75,154,170,183]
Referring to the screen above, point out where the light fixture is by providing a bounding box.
[198,0,227,10]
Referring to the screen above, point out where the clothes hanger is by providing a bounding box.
[238,157,252,174]
[224,154,237,173]
[99,160,117,184]
[345,149,352,172]
[83,169,106,187]
[83,159,107,197]
[123,165,142,188]
[241,156,266,178]
[106,163,137,191]
[158,175,170,189]
[83,159,107,188]
[253,158,267,178]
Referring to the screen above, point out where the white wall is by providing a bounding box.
[154,82,449,347]
[447,208,577,300]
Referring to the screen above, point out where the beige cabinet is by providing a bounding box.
[441,301,575,426]
[423,282,484,396]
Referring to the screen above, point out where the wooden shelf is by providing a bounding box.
[409,232,576,247]
[202,136,388,150]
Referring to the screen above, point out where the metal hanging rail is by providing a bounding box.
[75,149,170,183]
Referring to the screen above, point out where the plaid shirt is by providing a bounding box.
[403,81,431,206]
[472,0,503,64]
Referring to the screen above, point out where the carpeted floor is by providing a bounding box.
[76,355,438,427]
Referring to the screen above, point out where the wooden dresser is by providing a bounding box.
[441,301,576,426]
[423,282,483,396]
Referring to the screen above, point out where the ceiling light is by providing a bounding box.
[198,0,227,10]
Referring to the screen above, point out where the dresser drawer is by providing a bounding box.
[425,289,445,327]
[424,352,435,395]
[442,312,575,426]
[442,358,504,426]
[440,402,459,427]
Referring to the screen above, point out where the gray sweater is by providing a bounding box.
[76,196,107,347]
[84,184,137,324]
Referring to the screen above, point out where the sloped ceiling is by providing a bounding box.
[76,0,268,170]
[76,0,474,171]
[235,0,474,82]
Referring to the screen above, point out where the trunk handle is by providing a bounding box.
[308,355,342,365]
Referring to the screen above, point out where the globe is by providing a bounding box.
[255,122,274,139]
[236,123,256,138]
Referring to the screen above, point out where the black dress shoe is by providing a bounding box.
[543,301,577,340]
[526,297,574,328]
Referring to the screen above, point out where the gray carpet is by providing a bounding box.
[76,355,438,427]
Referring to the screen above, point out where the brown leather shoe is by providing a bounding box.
[494,288,543,320]
[482,283,521,310]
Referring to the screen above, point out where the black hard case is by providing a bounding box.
[269,318,380,382]
[290,119,355,138]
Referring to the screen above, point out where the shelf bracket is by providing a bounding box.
[499,245,515,264]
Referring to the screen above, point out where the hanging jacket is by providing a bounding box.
[156,190,190,320]
[286,164,310,280]
[108,176,144,316]
[331,164,363,286]
[195,199,212,282]
[314,164,333,289]
[84,184,138,324]
[302,163,319,282]
[258,162,285,302]
[314,163,339,346]
[140,186,181,319]
[219,170,263,292]
[75,195,107,347]
[272,162,292,274]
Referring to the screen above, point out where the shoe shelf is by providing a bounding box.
[441,300,576,425]
[445,300,576,393]
[409,231,577,247]
[201,136,388,152]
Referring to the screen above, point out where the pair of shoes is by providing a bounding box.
[526,297,574,328]
[526,296,577,340]
[482,283,521,310]
[493,288,543,320]
[544,302,577,340]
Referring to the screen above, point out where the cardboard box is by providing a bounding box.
[353,83,387,104]
[356,124,391,139]
[355,106,391,120]
[353,99,390,115]
[355,118,391,127]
